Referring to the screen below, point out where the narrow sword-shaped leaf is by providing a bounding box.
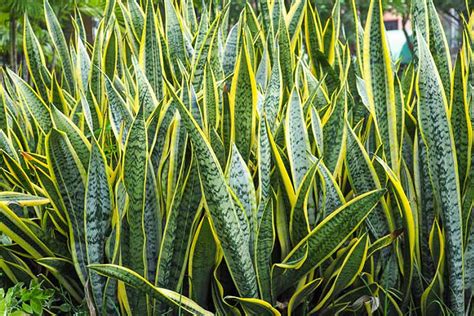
[287,278,322,315]
[0,203,54,258]
[122,106,148,313]
[44,0,75,93]
[317,162,345,218]
[277,14,293,90]
[311,106,324,156]
[132,57,159,118]
[85,141,113,313]
[86,25,103,125]
[127,0,144,41]
[0,192,49,207]
[426,0,452,99]
[144,162,161,284]
[139,0,164,99]
[51,106,91,168]
[157,157,201,292]
[0,86,6,131]
[256,46,270,90]
[225,296,281,315]
[164,0,187,79]
[230,40,257,161]
[313,235,369,311]
[210,128,226,168]
[263,46,283,131]
[76,37,91,92]
[414,132,437,279]
[203,65,219,132]
[286,0,306,44]
[345,124,392,238]
[255,199,275,303]
[23,16,50,99]
[421,220,445,315]
[451,53,472,189]
[223,22,240,77]
[227,144,256,249]
[7,70,52,134]
[189,217,217,309]
[266,120,296,205]
[416,32,464,314]
[192,17,220,89]
[167,82,258,298]
[46,129,87,285]
[257,116,272,220]
[0,131,18,162]
[363,0,399,173]
[323,90,346,174]
[105,76,133,145]
[286,88,311,188]
[289,162,318,246]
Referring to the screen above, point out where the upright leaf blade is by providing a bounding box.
[139,0,164,99]
[230,40,257,161]
[416,32,464,314]
[44,0,75,93]
[346,125,392,238]
[46,130,87,285]
[168,82,258,298]
[123,107,148,312]
[363,0,399,173]
[286,89,311,188]
[85,142,113,313]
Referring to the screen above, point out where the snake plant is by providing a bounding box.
[0,0,472,315]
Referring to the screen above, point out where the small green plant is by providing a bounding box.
[0,280,54,315]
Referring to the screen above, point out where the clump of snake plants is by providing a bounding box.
[0,0,472,314]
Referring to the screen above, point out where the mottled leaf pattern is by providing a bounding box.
[85,142,112,313]
[230,41,257,161]
[286,89,311,188]
[123,106,148,312]
[47,130,87,285]
[0,1,471,315]
[273,189,385,295]
[168,85,258,298]
[363,0,399,172]
[416,33,464,314]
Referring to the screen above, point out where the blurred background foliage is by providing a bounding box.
[0,0,469,71]
[0,0,104,69]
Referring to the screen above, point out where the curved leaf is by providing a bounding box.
[273,189,386,296]
[89,264,213,316]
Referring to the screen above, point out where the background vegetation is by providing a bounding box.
[0,0,468,68]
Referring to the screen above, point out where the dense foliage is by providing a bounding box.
[0,0,103,69]
[0,0,472,315]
